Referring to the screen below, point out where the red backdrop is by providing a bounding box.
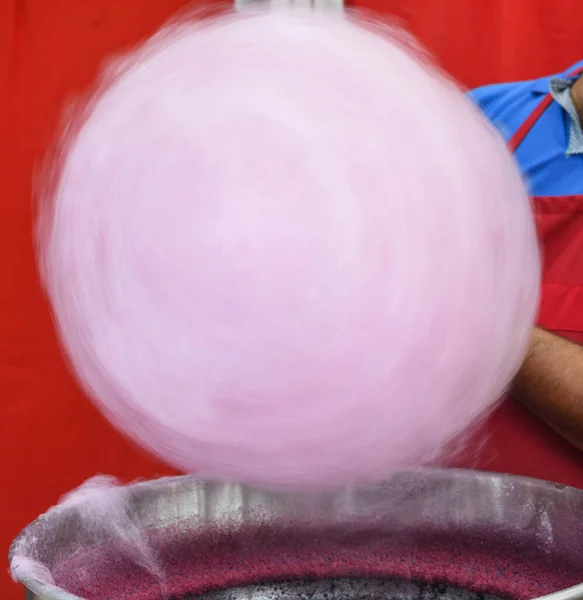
[1,1,583,599]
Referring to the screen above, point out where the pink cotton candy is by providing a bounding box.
[39,8,540,490]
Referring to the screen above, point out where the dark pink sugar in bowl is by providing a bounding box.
[9,470,583,600]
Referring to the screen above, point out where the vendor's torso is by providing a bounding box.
[462,68,583,487]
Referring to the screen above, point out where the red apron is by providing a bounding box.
[462,67,583,488]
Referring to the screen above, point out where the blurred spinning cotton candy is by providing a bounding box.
[39,9,540,490]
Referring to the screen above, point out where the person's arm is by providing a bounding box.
[512,327,583,450]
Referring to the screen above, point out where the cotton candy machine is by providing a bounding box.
[9,469,583,600]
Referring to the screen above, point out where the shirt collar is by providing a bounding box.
[523,61,583,156]
[531,76,554,95]
[531,59,583,94]
[549,77,583,156]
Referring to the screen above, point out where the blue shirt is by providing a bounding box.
[468,59,583,197]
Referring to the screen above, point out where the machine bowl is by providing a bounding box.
[9,468,583,600]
